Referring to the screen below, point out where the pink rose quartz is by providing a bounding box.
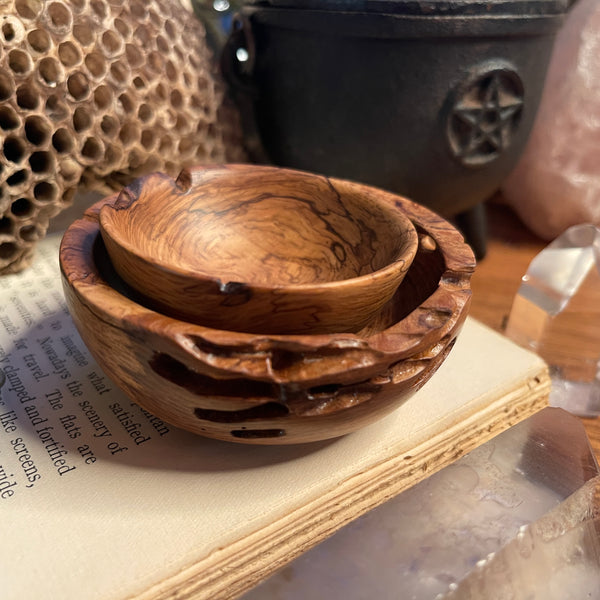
[502,0,600,239]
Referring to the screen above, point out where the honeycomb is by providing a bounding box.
[0,0,245,273]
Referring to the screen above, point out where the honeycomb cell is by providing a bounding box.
[125,44,143,68]
[45,95,69,121]
[45,2,73,35]
[73,106,92,132]
[170,89,183,109]
[140,129,155,150]
[0,106,20,131]
[0,72,14,101]
[15,0,43,20]
[19,224,40,242]
[59,158,82,181]
[137,103,153,123]
[174,114,189,133]
[11,197,34,217]
[118,92,134,114]
[69,0,88,13]
[148,9,161,28]
[29,151,54,174]
[85,52,107,79]
[178,137,194,156]
[72,22,94,46]
[127,147,143,169]
[101,30,123,56]
[164,19,175,40]
[8,49,33,75]
[158,136,172,153]
[130,2,148,21]
[24,115,52,145]
[27,28,51,53]
[103,143,123,167]
[33,181,58,203]
[132,75,146,89]
[147,51,163,73]
[109,61,129,86]
[0,216,13,235]
[67,71,90,100]
[100,115,119,137]
[80,137,104,161]
[38,56,64,86]
[90,0,108,19]
[52,128,74,153]
[155,35,168,54]
[113,17,130,38]
[6,169,29,190]
[0,242,18,261]
[134,24,151,47]
[154,82,167,101]
[3,137,27,163]
[165,60,177,83]
[173,45,184,64]
[163,160,176,174]
[58,41,82,67]
[93,84,112,109]
[61,187,77,204]
[118,122,138,147]
[2,17,25,45]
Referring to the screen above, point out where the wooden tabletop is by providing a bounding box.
[468,201,600,460]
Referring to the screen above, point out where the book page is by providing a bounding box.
[0,234,548,600]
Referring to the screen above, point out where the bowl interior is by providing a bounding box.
[94,224,442,339]
[99,165,418,290]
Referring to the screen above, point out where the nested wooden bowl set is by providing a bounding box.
[60,165,475,444]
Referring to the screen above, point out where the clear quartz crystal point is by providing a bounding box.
[442,477,600,600]
[505,224,600,416]
[242,408,599,600]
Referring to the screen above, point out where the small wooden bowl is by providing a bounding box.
[98,165,419,334]
[60,177,475,445]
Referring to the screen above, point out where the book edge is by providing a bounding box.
[130,363,550,600]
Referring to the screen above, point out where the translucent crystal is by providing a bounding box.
[242,408,599,600]
[505,224,600,416]
[443,478,600,600]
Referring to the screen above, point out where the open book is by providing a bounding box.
[0,234,549,600]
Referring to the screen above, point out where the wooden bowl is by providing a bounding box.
[98,165,419,334]
[60,179,475,445]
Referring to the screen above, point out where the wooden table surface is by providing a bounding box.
[468,202,600,460]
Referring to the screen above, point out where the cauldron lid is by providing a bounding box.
[248,0,574,16]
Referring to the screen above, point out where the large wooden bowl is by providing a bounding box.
[98,165,418,334]
[60,179,475,445]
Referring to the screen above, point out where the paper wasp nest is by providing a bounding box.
[0,0,245,273]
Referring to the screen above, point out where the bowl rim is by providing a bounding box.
[60,175,475,386]
[98,164,420,295]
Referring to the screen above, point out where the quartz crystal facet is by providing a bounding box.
[242,408,599,600]
[505,224,600,416]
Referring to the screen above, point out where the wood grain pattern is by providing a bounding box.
[59,169,475,444]
[98,165,419,334]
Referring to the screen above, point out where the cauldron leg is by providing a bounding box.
[455,203,487,260]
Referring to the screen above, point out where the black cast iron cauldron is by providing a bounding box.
[222,0,576,255]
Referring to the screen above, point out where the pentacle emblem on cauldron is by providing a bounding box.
[447,68,524,167]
